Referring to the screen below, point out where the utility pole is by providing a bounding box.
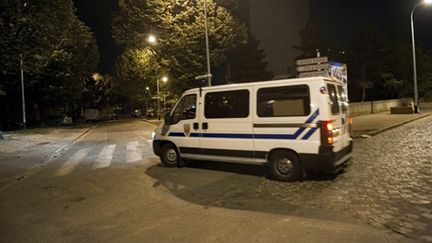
[203,0,212,86]
[20,54,26,129]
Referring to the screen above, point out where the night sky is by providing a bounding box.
[310,0,432,50]
[73,0,432,75]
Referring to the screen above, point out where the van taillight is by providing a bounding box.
[321,120,333,145]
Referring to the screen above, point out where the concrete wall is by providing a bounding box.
[349,99,408,116]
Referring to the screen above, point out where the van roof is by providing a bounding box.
[186,76,343,94]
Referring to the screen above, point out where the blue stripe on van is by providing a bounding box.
[168,109,320,140]
[301,128,318,140]
[305,109,319,123]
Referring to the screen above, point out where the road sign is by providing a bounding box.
[296,63,329,72]
[295,57,328,66]
[195,74,213,80]
[152,95,160,100]
[298,71,329,78]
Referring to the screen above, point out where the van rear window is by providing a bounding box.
[337,85,348,113]
[327,84,340,115]
[257,85,310,117]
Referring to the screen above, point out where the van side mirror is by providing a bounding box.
[164,111,172,125]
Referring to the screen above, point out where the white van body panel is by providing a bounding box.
[153,77,353,171]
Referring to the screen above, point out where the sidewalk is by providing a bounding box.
[351,112,431,137]
[0,125,92,189]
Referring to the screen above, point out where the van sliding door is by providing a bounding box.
[199,88,255,162]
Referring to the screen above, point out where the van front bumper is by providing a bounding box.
[300,141,353,170]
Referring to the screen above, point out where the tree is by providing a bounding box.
[293,22,330,58]
[0,0,99,128]
[347,26,388,101]
[415,47,432,101]
[230,33,273,83]
[112,48,160,106]
[112,0,247,94]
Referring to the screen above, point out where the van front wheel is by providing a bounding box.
[160,144,179,167]
[269,151,302,182]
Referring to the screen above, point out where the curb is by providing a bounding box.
[141,119,162,127]
[354,113,431,138]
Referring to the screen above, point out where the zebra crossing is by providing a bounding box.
[54,140,155,177]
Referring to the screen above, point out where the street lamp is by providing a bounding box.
[145,86,150,113]
[147,34,157,45]
[410,0,431,113]
[20,2,29,129]
[203,0,212,86]
[157,76,168,120]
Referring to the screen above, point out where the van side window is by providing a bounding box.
[327,84,340,115]
[257,85,310,117]
[205,90,249,119]
[171,94,197,124]
[337,85,348,113]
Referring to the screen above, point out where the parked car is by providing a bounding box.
[146,109,154,118]
[45,115,73,126]
[84,108,101,122]
[132,109,142,118]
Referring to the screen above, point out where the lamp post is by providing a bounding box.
[145,86,150,113]
[20,2,29,129]
[20,54,26,129]
[157,76,168,120]
[203,0,212,86]
[411,0,432,113]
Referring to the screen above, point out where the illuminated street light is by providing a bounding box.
[410,0,431,113]
[147,34,157,45]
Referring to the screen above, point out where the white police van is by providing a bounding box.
[152,77,352,181]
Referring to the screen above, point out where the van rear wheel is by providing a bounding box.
[269,150,302,182]
[160,144,179,167]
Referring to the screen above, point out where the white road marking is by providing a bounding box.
[54,149,89,176]
[92,144,116,169]
[126,141,142,163]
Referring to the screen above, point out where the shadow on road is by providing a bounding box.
[145,161,347,220]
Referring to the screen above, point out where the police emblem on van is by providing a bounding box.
[183,124,191,137]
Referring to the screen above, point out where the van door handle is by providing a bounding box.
[193,122,199,130]
[202,122,208,130]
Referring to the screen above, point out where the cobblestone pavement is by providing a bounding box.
[256,115,432,242]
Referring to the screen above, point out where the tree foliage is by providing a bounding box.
[293,22,330,58]
[230,33,273,83]
[112,0,247,96]
[0,0,99,128]
[293,23,432,102]
[112,48,159,101]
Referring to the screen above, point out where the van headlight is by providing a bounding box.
[151,131,156,140]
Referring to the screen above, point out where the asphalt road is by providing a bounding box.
[2,118,429,242]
